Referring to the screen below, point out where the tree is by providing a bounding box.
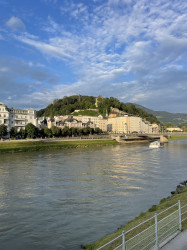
[0,124,7,138]
[61,126,70,137]
[25,123,38,138]
[165,122,176,128]
[19,128,26,139]
[94,127,102,134]
[51,126,61,137]
[43,127,52,138]
[10,127,17,138]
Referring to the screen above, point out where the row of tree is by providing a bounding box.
[0,123,103,139]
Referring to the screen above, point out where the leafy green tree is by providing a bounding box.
[0,124,7,138]
[25,123,38,138]
[43,127,52,138]
[61,126,70,137]
[181,126,187,132]
[69,127,78,136]
[19,128,26,139]
[10,127,17,138]
[76,128,83,136]
[82,127,90,135]
[94,127,102,134]
[51,126,61,137]
[165,122,176,128]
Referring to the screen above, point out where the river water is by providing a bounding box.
[0,139,187,250]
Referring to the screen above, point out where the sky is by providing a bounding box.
[0,0,187,112]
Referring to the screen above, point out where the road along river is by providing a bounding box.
[0,139,187,249]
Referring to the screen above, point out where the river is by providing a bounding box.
[0,139,187,250]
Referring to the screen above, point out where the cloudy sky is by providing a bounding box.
[0,0,187,112]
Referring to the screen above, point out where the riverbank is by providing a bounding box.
[169,135,187,140]
[85,185,187,249]
[0,139,118,153]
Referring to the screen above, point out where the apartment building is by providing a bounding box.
[99,119,108,132]
[108,115,156,134]
[74,115,103,128]
[108,116,129,133]
[0,102,37,131]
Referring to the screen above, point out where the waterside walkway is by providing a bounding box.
[161,230,187,250]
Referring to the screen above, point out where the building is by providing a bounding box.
[99,119,108,132]
[75,115,102,128]
[0,102,37,132]
[152,123,160,133]
[107,115,157,134]
[166,127,183,132]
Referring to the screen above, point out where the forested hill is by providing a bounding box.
[36,95,160,124]
[130,104,187,125]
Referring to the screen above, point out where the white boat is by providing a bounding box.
[149,141,163,148]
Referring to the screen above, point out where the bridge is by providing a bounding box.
[112,133,169,143]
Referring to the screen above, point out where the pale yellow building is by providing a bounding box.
[75,115,102,128]
[108,116,129,133]
[107,115,156,134]
[152,123,160,133]
[99,119,108,132]
[166,127,183,132]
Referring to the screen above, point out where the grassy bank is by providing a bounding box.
[0,139,118,153]
[169,135,187,140]
[86,186,187,249]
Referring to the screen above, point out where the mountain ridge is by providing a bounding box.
[129,103,187,125]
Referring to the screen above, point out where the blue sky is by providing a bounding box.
[0,0,187,112]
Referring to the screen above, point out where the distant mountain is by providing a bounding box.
[129,104,187,125]
[36,95,160,124]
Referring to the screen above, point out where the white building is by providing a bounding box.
[0,102,37,132]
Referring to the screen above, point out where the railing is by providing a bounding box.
[97,200,187,250]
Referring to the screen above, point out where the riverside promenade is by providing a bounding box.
[161,230,187,250]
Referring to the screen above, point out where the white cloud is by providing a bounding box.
[0,67,9,72]
[16,35,73,60]
[4,0,187,112]
[60,1,89,22]
[6,16,25,31]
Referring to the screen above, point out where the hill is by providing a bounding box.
[36,95,160,124]
[129,104,187,125]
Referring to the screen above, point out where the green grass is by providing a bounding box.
[0,139,118,153]
[85,186,187,249]
[169,135,187,140]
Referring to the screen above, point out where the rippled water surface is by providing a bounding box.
[0,139,187,249]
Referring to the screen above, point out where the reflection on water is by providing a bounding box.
[0,140,187,249]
